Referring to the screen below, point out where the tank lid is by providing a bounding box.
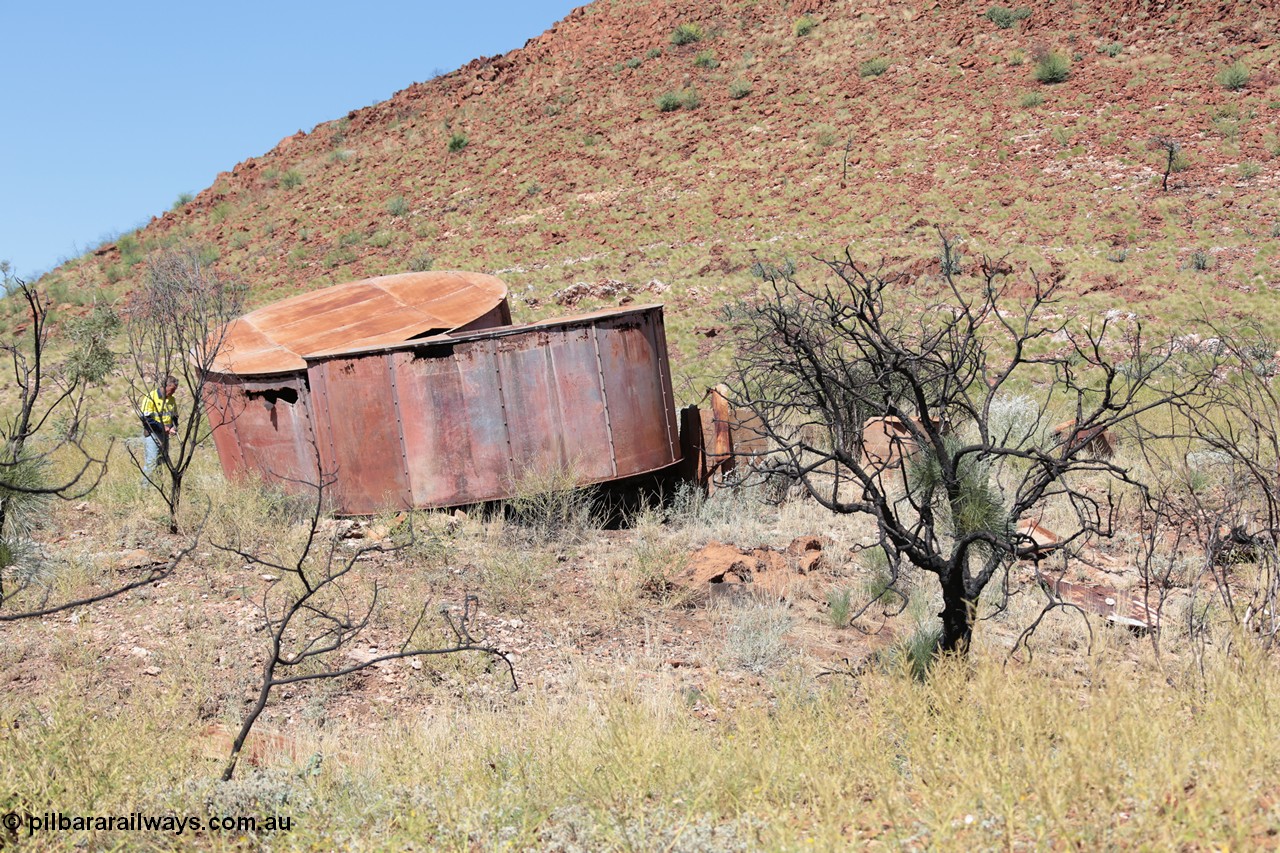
[210,271,509,375]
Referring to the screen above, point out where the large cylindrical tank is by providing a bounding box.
[205,271,679,513]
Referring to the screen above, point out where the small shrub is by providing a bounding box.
[324,247,356,268]
[1033,51,1070,83]
[1188,250,1213,271]
[330,116,350,147]
[280,169,304,189]
[524,182,542,196]
[984,5,1031,28]
[939,240,965,276]
[657,89,699,111]
[988,393,1041,450]
[1018,91,1044,108]
[1217,61,1250,91]
[813,125,838,149]
[64,304,121,384]
[1212,116,1240,143]
[210,202,232,224]
[1271,221,1280,238]
[386,195,410,217]
[171,192,193,211]
[657,91,682,112]
[729,80,752,99]
[646,47,662,59]
[329,149,351,163]
[750,258,796,279]
[859,57,891,77]
[1008,49,1025,66]
[794,16,817,37]
[447,131,469,152]
[693,50,718,69]
[670,23,704,46]
[1106,247,1129,263]
[624,56,643,69]
[1239,160,1261,180]
[408,251,434,272]
[478,545,553,614]
[369,231,393,248]
[1100,42,1123,57]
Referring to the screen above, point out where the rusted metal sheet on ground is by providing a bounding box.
[1016,518,1063,558]
[1052,419,1116,458]
[861,416,925,473]
[1035,570,1161,632]
[211,271,510,376]
[682,385,769,493]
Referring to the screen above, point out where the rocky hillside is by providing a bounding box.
[43,0,1280,393]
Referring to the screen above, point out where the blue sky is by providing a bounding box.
[1,1,584,280]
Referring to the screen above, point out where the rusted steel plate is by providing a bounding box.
[592,312,676,475]
[1035,570,1161,632]
[1016,518,1062,557]
[205,384,247,478]
[308,354,413,514]
[211,271,509,376]
[1052,419,1116,458]
[682,386,770,493]
[204,375,322,485]
[392,341,514,506]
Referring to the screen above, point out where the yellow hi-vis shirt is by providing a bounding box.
[140,390,177,428]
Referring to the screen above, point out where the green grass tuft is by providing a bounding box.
[859,57,891,78]
[670,23,704,46]
[1217,61,1249,91]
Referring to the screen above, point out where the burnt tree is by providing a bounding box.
[0,266,123,615]
[214,462,516,781]
[729,236,1207,656]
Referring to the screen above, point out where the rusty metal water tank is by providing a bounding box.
[205,272,680,513]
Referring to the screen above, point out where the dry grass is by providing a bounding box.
[4,640,1279,849]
